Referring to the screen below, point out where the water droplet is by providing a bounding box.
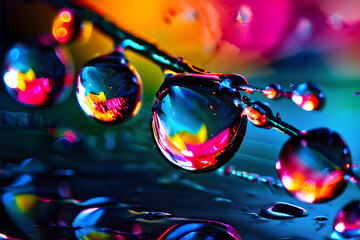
[289,83,325,111]
[262,83,281,99]
[259,202,308,219]
[3,42,74,106]
[330,201,360,240]
[158,221,242,240]
[77,50,142,124]
[52,9,81,43]
[277,128,350,203]
[152,73,247,172]
[242,101,273,129]
[314,216,328,222]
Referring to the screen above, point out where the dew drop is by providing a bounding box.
[152,73,247,172]
[277,128,350,203]
[77,50,142,124]
[259,202,308,219]
[52,9,81,43]
[158,221,242,240]
[330,201,360,240]
[289,83,325,111]
[3,42,74,106]
[262,83,281,99]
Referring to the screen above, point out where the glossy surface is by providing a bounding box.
[290,83,325,111]
[76,51,142,123]
[3,43,73,106]
[152,74,247,172]
[331,201,360,239]
[158,221,242,240]
[277,128,350,203]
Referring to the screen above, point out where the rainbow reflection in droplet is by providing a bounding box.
[290,82,325,111]
[152,74,247,172]
[3,43,74,106]
[330,201,360,240]
[277,128,350,203]
[76,51,142,124]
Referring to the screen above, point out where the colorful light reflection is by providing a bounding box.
[52,9,79,43]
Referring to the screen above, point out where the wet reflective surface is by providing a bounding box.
[77,51,142,124]
[3,42,74,106]
[152,74,247,172]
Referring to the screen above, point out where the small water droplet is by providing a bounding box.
[330,200,360,239]
[289,82,325,111]
[259,202,308,219]
[314,216,328,222]
[262,83,282,99]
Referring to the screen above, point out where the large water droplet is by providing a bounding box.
[330,201,360,240]
[76,51,142,124]
[3,42,74,106]
[290,83,325,111]
[277,128,350,203]
[259,202,308,219]
[152,73,247,172]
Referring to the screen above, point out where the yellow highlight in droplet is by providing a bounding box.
[16,68,36,91]
[170,124,208,151]
[85,91,116,122]
[15,194,39,213]
[84,232,111,240]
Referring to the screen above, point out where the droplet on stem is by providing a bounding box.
[289,82,325,111]
[152,73,247,172]
[76,50,142,124]
[277,128,350,203]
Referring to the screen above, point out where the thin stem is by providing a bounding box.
[40,0,207,74]
[241,96,301,137]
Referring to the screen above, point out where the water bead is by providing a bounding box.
[290,82,325,111]
[3,43,74,106]
[259,202,308,219]
[277,128,350,203]
[152,73,247,172]
[262,83,281,99]
[158,221,242,240]
[52,9,81,43]
[242,101,273,129]
[331,201,360,239]
[76,51,142,124]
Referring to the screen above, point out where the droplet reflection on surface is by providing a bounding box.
[152,73,247,172]
[76,51,142,124]
[277,128,350,203]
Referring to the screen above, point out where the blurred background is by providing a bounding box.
[0,0,360,239]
